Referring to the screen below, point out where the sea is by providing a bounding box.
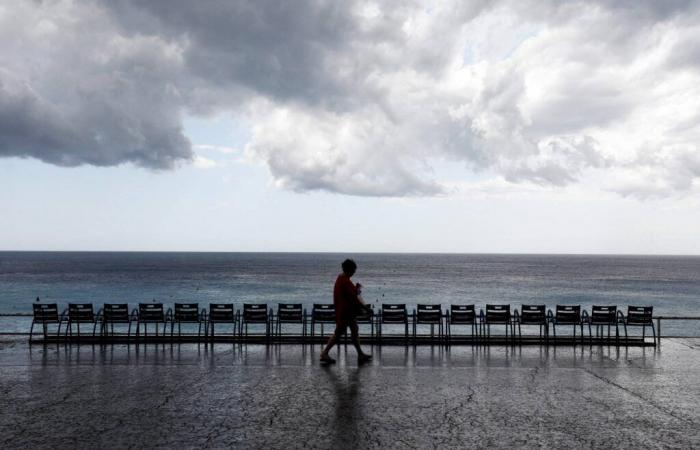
[1,251,699,336]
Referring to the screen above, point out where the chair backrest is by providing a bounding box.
[485,304,510,323]
[555,305,581,324]
[277,303,303,323]
[209,303,235,322]
[312,304,336,323]
[627,306,653,325]
[416,304,442,324]
[381,304,407,323]
[591,305,616,324]
[32,303,59,323]
[450,305,476,324]
[103,304,130,322]
[139,303,165,322]
[520,305,546,325]
[68,303,95,322]
[174,303,200,322]
[243,303,268,323]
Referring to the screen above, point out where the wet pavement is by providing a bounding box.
[1,338,699,449]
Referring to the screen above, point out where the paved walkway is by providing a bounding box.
[1,338,699,449]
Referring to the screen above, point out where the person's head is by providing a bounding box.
[341,259,357,277]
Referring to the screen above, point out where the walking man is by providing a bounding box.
[320,259,372,364]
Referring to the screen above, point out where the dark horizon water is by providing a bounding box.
[1,251,699,335]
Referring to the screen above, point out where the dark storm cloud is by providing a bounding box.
[0,69,190,168]
[101,0,363,111]
[0,1,191,169]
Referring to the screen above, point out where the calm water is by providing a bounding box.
[1,252,699,335]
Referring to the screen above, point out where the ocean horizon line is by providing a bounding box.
[1,249,700,258]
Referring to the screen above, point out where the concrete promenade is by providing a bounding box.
[1,338,699,449]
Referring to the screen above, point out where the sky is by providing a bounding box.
[1,0,700,254]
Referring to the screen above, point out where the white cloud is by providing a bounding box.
[192,155,218,169]
[2,0,700,197]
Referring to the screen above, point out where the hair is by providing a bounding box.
[341,259,357,275]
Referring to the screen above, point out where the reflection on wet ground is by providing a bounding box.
[1,338,699,448]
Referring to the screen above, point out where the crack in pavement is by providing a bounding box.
[582,368,694,425]
[669,339,700,351]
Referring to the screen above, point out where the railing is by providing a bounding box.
[0,313,32,335]
[654,316,700,345]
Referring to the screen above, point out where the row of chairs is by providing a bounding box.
[31,302,269,340]
[30,302,655,344]
[467,304,655,345]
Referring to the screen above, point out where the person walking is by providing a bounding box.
[320,259,372,364]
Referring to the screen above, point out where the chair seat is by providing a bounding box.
[520,319,547,325]
[589,320,616,325]
[484,319,510,324]
[416,319,441,324]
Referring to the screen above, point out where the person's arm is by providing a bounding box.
[355,282,370,312]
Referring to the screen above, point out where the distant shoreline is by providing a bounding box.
[1,250,699,257]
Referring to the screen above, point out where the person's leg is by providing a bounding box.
[321,333,338,356]
[350,321,371,360]
[320,322,346,361]
[349,321,363,354]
